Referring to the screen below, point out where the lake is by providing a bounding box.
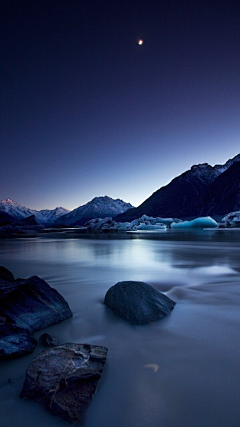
[0,229,240,427]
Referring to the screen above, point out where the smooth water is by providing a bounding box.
[0,230,240,427]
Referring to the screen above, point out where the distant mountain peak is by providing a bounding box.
[0,199,69,224]
[54,196,134,226]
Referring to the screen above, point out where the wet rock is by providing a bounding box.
[39,333,58,347]
[20,343,108,424]
[0,323,37,358]
[0,266,14,282]
[0,275,73,331]
[104,281,176,325]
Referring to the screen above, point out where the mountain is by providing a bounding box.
[54,196,134,226]
[116,154,240,221]
[203,161,240,216]
[0,199,70,224]
[0,209,15,226]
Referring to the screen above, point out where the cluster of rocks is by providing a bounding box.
[0,266,72,358]
[0,266,175,424]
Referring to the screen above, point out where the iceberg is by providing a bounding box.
[222,211,240,227]
[84,215,169,232]
[170,216,218,229]
[135,223,166,231]
[85,215,218,232]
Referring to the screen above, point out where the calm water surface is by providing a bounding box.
[0,230,240,427]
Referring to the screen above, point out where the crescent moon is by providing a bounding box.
[144,363,159,373]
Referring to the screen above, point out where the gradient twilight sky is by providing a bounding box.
[1,0,240,210]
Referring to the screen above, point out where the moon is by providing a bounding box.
[138,39,143,45]
[144,363,159,373]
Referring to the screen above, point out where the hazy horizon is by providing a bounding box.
[0,151,239,211]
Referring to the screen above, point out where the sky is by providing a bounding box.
[1,0,240,211]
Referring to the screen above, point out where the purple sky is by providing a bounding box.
[1,0,240,210]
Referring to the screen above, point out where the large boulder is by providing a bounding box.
[0,322,37,358]
[104,281,175,325]
[20,343,108,423]
[0,275,73,331]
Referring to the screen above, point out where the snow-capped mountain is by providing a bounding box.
[0,199,70,224]
[116,153,240,221]
[54,196,134,226]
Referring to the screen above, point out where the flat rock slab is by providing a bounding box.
[0,323,37,358]
[20,343,108,424]
[104,281,176,324]
[0,275,73,331]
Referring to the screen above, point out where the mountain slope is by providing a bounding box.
[116,153,240,221]
[0,209,15,226]
[0,199,69,224]
[204,161,240,216]
[54,196,133,226]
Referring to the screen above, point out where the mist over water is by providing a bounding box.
[0,230,240,427]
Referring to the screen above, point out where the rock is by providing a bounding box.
[0,275,73,331]
[104,281,176,325]
[0,266,14,282]
[20,343,108,423]
[39,333,58,347]
[0,323,37,358]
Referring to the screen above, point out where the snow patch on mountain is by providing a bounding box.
[186,154,240,186]
[0,199,70,224]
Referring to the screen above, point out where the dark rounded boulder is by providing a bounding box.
[104,281,176,325]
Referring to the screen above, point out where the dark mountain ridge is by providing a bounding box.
[116,154,240,221]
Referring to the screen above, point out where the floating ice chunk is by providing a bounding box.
[171,216,218,229]
[129,215,180,229]
[85,214,181,232]
[222,211,240,227]
[135,223,166,231]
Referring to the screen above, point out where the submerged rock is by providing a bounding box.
[0,275,73,331]
[39,333,58,347]
[20,343,108,424]
[0,323,37,358]
[104,281,175,325]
